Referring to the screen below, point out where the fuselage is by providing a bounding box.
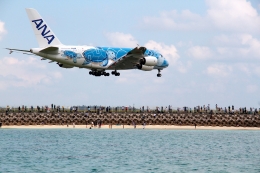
[31,46,169,71]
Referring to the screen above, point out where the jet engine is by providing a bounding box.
[136,64,154,71]
[58,63,73,68]
[139,56,157,66]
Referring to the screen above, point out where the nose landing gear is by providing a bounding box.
[157,69,162,77]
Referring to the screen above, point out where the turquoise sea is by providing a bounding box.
[0,129,260,173]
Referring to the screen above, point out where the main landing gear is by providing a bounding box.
[89,70,110,77]
[157,69,162,77]
[111,70,120,76]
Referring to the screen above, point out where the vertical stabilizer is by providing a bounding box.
[26,8,62,48]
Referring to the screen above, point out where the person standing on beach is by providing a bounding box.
[98,120,101,128]
[195,123,196,129]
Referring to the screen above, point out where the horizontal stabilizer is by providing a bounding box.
[6,48,31,54]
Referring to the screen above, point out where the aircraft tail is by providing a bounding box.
[26,8,62,48]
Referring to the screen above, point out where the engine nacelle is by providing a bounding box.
[137,64,154,71]
[58,63,73,68]
[140,56,157,66]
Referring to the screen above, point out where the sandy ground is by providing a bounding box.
[1,125,260,130]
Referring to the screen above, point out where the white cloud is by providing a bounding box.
[142,0,260,33]
[105,32,138,47]
[0,21,7,40]
[142,10,206,31]
[206,64,232,77]
[206,0,260,32]
[144,40,180,65]
[213,34,260,59]
[236,63,251,76]
[228,63,260,77]
[188,46,212,59]
[0,57,62,89]
[246,84,258,93]
[240,34,260,57]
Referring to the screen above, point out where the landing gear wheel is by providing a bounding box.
[112,70,120,76]
[95,71,101,76]
[157,69,161,77]
[89,71,93,75]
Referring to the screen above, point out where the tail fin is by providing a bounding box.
[26,8,62,48]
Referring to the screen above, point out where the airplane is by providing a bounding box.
[7,8,169,77]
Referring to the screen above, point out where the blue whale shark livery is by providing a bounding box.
[7,8,169,77]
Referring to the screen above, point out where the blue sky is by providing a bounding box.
[0,0,260,109]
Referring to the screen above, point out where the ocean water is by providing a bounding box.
[0,129,260,173]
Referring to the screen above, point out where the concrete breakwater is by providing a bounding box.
[1,112,260,127]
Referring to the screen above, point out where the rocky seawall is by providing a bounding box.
[1,112,260,127]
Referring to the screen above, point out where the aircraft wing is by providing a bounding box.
[39,46,59,53]
[107,46,147,70]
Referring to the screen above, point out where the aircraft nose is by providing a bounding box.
[164,59,169,67]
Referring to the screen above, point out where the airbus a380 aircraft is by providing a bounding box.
[7,8,169,77]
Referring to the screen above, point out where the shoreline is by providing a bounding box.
[1,125,260,130]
